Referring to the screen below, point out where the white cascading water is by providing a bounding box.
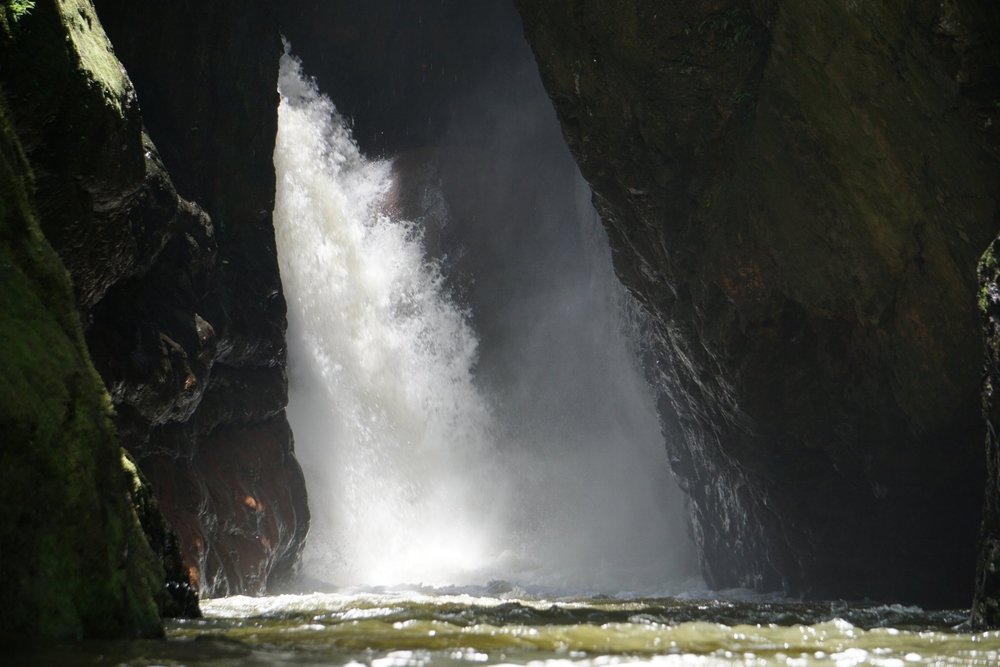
[274,50,697,592]
[274,52,504,586]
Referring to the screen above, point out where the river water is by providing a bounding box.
[13,590,1000,666]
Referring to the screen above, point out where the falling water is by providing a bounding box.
[274,52,503,586]
[274,49,697,592]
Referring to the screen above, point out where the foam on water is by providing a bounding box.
[166,593,997,667]
[15,592,993,665]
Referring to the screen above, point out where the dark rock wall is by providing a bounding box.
[517,0,1000,606]
[0,2,165,639]
[2,0,307,598]
[975,241,1000,626]
[90,0,309,596]
[278,0,526,157]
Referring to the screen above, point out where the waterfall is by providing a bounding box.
[274,49,697,592]
[274,52,503,586]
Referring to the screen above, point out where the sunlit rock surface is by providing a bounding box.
[516,0,1000,605]
[0,2,165,638]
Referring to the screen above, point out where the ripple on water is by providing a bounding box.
[10,592,996,666]
[150,592,1000,666]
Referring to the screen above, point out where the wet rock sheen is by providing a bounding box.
[89,0,310,596]
[974,241,1000,627]
[516,0,1000,606]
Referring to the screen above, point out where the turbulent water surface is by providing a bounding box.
[14,591,1000,666]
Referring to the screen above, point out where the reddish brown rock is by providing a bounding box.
[138,415,307,595]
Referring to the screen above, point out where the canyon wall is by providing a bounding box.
[0,0,167,639]
[90,0,309,597]
[2,0,308,601]
[975,242,1000,626]
[516,0,1000,607]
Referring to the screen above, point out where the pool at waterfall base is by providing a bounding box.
[12,590,1000,666]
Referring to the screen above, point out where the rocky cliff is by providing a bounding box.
[2,0,308,600]
[83,0,309,596]
[89,0,309,597]
[974,241,1000,626]
[0,2,165,638]
[7,0,1000,625]
[516,0,1000,606]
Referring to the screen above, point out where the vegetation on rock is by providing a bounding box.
[0,0,205,637]
[0,97,163,640]
[4,0,306,600]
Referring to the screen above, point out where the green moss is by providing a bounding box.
[1,0,35,26]
[56,0,128,115]
[0,93,162,639]
[9,0,34,16]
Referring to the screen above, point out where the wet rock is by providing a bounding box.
[0,4,163,638]
[86,193,218,426]
[88,0,309,596]
[123,452,201,618]
[3,0,308,598]
[1,3,183,311]
[516,0,1000,605]
[1,0,221,443]
[136,414,308,596]
[973,240,1000,627]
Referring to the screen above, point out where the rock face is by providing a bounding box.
[3,0,308,598]
[0,3,165,639]
[277,0,526,157]
[517,0,1000,606]
[87,0,310,596]
[974,241,1000,626]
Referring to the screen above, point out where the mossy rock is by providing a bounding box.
[0,94,164,638]
[122,451,201,618]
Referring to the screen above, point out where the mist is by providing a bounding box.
[273,7,699,593]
